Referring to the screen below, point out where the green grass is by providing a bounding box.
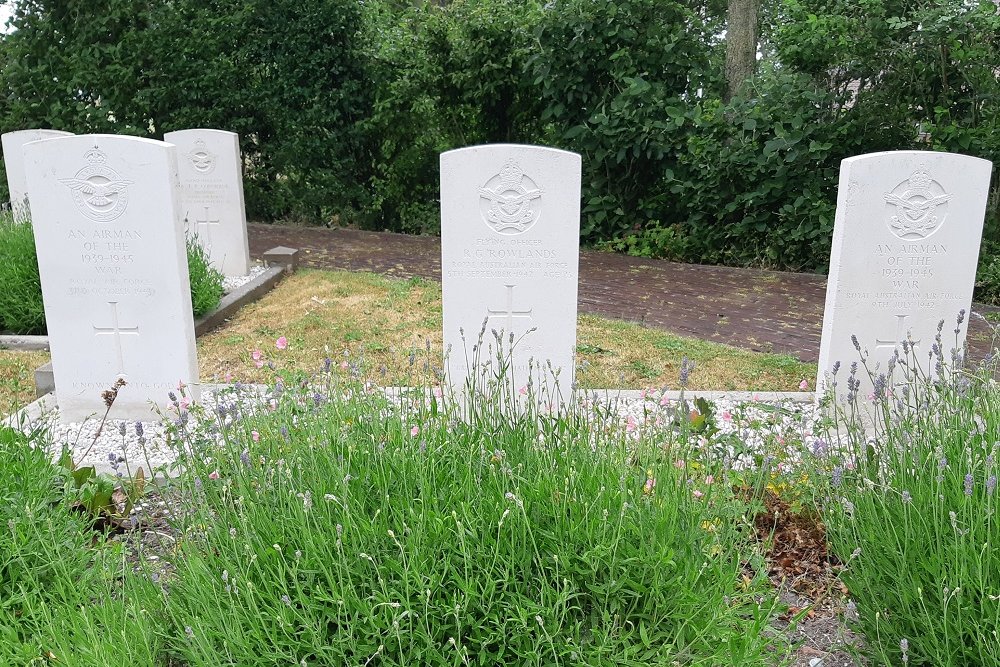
[0,213,45,334]
[0,426,164,664]
[157,368,780,665]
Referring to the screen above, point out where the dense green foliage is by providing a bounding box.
[0,0,371,222]
[0,351,795,664]
[0,0,997,280]
[0,425,164,664]
[0,212,226,333]
[163,362,779,665]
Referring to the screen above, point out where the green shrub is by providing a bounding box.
[662,70,908,271]
[815,317,1000,665]
[186,237,225,317]
[2,0,374,224]
[975,240,1000,306]
[361,0,545,233]
[0,213,45,334]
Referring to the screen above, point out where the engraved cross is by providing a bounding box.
[876,314,921,349]
[195,206,221,243]
[487,284,532,332]
[93,301,140,375]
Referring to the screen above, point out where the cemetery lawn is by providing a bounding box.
[195,269,815,391]
[0,269,815,414]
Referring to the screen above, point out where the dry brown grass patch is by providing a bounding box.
[200,269,815,391]
[2,269,817,416]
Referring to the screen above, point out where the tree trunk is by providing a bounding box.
[724,0,759,102]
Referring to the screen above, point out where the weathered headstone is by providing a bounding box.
[24,135,199,422]
[163,129,251,276]
[817,150,993,399]
[1,129,73,221]
[440,144,581,402]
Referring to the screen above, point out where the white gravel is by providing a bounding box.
[16,384,271,476]
[13,384,822,477]
[222,264,267,294]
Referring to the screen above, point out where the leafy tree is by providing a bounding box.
[0,0,154,135]
[531,0,714,243]
[0,0,373,222]
[361,0,545,233]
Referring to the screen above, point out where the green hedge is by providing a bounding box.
[1,0,997,292]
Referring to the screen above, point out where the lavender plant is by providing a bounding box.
[815,313,1000,666]
[0,425,164,665]
[158,342,782,665]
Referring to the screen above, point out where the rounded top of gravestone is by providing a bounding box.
[163,130,241,175]
[1,128,73,141]
[441,143,580,160]
[842,150,993,170]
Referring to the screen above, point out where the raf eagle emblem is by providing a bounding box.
[60,147,133,222]
[479,160,543,235]
[883,167,951,239]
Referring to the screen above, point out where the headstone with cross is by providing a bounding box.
[440,144,581,404]
[164,129,251,276]
[1,129,74,221]
[817,151,993,402]
[24,134,199,423]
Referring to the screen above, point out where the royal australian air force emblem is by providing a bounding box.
[479,160,543,235]
[187,139,217,174]
[60,147,133,223]
[883,166,952,239]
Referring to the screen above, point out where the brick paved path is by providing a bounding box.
[249,223,996,363]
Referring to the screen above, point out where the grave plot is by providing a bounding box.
[24,134,199,422]
[817,151,993,400]
[440,144,581,403]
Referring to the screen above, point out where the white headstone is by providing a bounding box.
[817,150,993,399]
[163,129,251,276]
[2,129,74,221]
[440,144,581,403]
[24,135,199,423]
